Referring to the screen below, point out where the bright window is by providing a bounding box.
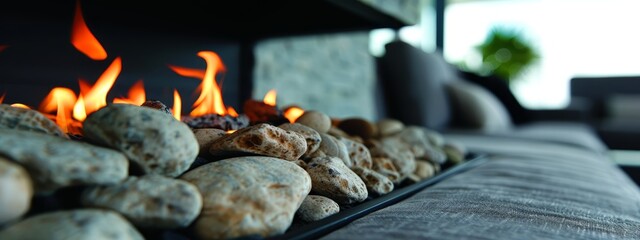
[445,0,640,109]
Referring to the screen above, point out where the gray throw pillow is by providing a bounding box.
[446,80,513,132]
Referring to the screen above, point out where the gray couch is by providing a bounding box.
[319,41,640,239]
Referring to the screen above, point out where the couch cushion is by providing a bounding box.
[446,80,513,133]
[378,41,456,130]
[321,136,640,240]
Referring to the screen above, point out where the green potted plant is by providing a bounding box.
[474,26,540,84]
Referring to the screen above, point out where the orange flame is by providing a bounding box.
[227,107,238,117]
[263,89,277,106]
[284,107,305,123]
[168,65,205,79]
[113,80,146,105]
[39,88,78,133]
[71,0,107,60]
[79,57,122,120]
[173,89,182,120]
[171,51,229,117]
[0,93,5,103]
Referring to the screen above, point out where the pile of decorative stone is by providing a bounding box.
[0,103,467,240]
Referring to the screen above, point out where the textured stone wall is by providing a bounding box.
[252,0,422,121]
[253,32,376,120]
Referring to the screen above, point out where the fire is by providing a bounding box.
[173,89,182,120]
[227,107,238,117]
[71,0,107,60]
[113,80,146,105]
[284,107,305,123]
[263,89,277,106]
[0,93,5,103]
[39,87,79,133]
[79,57,122,119]
[171,51,231,117]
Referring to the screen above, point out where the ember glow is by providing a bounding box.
[0,45,7,53]
[10,103,31,109]
[71,0,107,60]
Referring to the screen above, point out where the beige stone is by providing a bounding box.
[0,104,67,138]
[296,195,340,222]
[376,118,404,137]
[193,128,227,157]
[295,110,331,133]
[81,175,202,229]
[339,137,373,169]
[0,129,128,193]
[444,140,468,164]
[278,123,322,158]
[0,157,32,225]
[209,123,307,161]
[0,209,143,240]
[352,166,394,196]
[83,103,198,177]
[304,156,368,204]
[308,133,351,167]
[414,159,436,180]
[371,157,401,183]
[371,138,416,184]
[180,156,311,239]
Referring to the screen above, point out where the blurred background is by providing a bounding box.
[370,0,640,110]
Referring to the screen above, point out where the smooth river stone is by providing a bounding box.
[0,157,32,225]
[295,110,331,133]
[0,209,143,240]
[308,133,351,167]
[278,123,321,158]
[296,195,340,222]
[209,123,307,161]
[192,128,227,156]
[81,175,202,229]
[0,104,67,138]
[371,138,416,184]
[352,166,394,196]
[339,137,373,169]
[371,157,401,183]
[0,129,128,193]
[83,103,198,177]
[376,118,404,137]
[304,156,368,205]
[414,159,436,180]
[180,156,311,239]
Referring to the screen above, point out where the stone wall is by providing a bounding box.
[252,0,422,121]
[253,32,376,120]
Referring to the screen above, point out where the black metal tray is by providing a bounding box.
[268,152,488,240]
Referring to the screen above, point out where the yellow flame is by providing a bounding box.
[82,57,122,115]
[173,89,182,120]
[73,95,87,121]
[263,89,277,106]
[284,107,305,123]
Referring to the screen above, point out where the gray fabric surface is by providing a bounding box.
[378,41,456,130]
[443,121,608,155]
[321,137,640,240]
